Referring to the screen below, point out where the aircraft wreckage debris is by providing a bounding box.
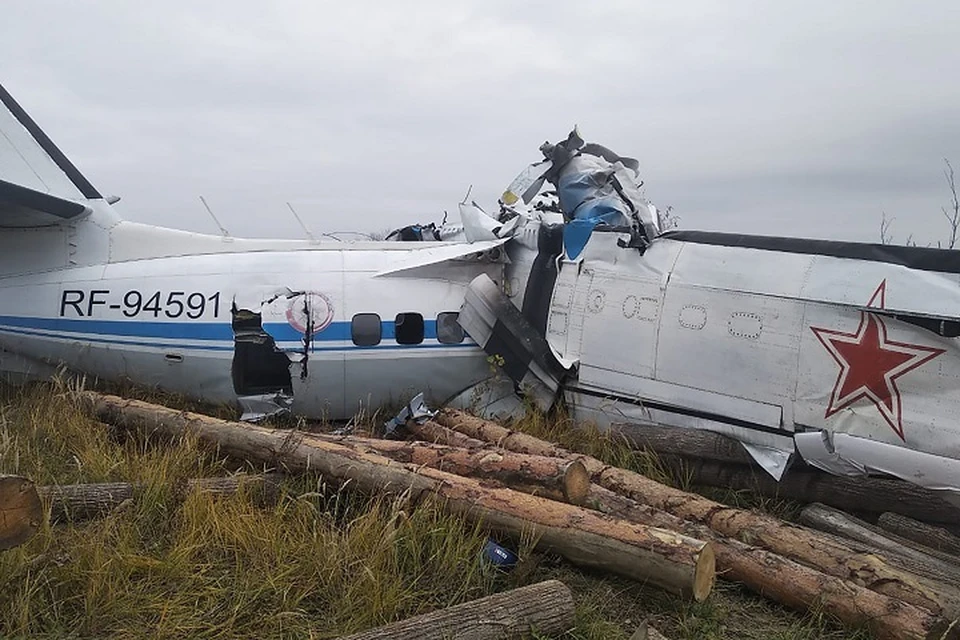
[83,392,717,601]
[0,475,42,551]
[334,579,574,640]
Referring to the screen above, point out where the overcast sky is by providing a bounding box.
[2,1,959,244]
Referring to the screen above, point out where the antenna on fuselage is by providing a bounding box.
[286,202,318,243]
[199,195,231,239]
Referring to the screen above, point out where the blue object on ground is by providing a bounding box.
[482,538,518,570]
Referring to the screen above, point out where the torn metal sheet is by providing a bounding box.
[544,258,585,370]
[445,376,527,422]
[797,430,960,498]
[230,304,296,421]
[534,129,659,259]
[238,393,292,422]
[384,392,436,438]
[459,202,502,243]
[501,159,552,206]
[459,273,570,412]
[794,431,867,476]
[386,223,441,241]
[740,442,794,481]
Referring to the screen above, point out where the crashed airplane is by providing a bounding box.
[1,83,958,505]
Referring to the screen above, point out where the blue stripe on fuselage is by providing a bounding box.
[0,316,473,356]
[0,316,440,343]
[0,315,234,340]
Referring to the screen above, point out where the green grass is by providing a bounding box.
[0,380,873,639]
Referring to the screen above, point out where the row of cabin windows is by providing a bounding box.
[351,312,465,346]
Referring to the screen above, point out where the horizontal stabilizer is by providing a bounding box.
[0,178,90,227]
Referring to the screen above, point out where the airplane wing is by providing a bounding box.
[373,238,510,277]
[0,178,91,227]
[0,82,101,227]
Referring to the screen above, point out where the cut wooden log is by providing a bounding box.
[41,482,134,522]
[434,409,960,620]
[799,503,960,589]
[878,512,960,559]
[406,419,487,449]
[335,579,574,640]
[435,410,573,461]
[306,433,591,505]
[816,511,960,571]
[0,475,42,551]
[660,454,960,525]
[38,473,284,523]
[587,485,955,640]
[615,422,756,466]
[84,392,716,601]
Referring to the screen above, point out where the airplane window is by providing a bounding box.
[437,312,464,344]
[395,312,424,345]
[352,313,381,346]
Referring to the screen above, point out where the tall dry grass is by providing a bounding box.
[0,380,872,639]
[0,381,512,639]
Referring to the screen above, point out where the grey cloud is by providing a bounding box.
[1,0,958,243]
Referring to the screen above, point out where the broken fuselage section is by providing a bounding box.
[462,130,960,501]
[224,244,509,422]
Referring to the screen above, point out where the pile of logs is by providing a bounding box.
[4,392,960,640]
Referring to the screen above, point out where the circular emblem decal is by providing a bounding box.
[286,292,334,335]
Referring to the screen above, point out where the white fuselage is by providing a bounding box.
[0,214,502,419]
[512,227,960,493]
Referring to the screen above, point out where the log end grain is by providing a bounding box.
[562,460,591,506]
[0,475,42,551]
[692,541,717,602]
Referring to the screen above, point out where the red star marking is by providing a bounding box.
[810,281,944,441]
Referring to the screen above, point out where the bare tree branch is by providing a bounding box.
[880,211,894,245]
[942,158,960,250]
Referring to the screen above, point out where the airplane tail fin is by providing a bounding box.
[0,83,104,227]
